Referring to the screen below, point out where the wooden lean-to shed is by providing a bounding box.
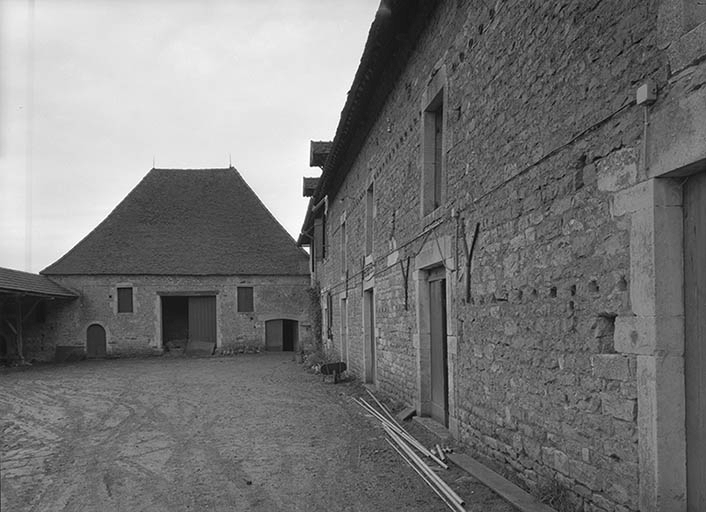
[0,267,77,363]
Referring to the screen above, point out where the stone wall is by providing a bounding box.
[309,1,700,511]
[32,274,312,358]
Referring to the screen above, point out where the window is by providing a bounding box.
[326,292,333,340]
[237,286,254,312]
[365,183,374,256]
[314,216,326,261]
[117,287,133,313]
[422,66,446,216]
[341,219,347,274]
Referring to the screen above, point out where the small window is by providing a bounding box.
[326,292,333,340]
[314,216,326,261]
[423,91,444,215]
[421,65,446,217]
[341,219,347,274]
[117,287,133,313]
[237,286,254,312]
[365,183,374,256]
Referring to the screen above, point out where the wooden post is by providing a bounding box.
[16,297,24,364]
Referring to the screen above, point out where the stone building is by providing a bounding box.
[40,167,312,358]
[299,1,706,511]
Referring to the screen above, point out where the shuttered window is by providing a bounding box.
[117,287,133,313]
[237,286,254,312]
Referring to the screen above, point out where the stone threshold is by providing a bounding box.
[413,417,556,512]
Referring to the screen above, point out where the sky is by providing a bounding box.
[0,0,380,273]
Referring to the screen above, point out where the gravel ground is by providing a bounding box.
[0,354,518,512]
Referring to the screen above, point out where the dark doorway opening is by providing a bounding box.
[162,296,188,346]
[161,295,216,352]
[265,319,298,351]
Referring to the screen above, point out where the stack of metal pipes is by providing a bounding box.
[354,390,466,512]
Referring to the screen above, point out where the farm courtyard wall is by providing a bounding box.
[312,2,706,511]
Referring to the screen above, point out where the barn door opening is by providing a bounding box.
[86,324,106,358]
[265,319,298,352]
[161,295,216,353]
[428,267,448,427]
[684,172,706,512]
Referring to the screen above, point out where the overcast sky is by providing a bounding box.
[0,0,379,273]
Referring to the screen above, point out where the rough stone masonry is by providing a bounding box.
[305,1,706,511]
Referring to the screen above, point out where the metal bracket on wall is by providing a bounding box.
[399,256,411,310]
[461,221,481,303]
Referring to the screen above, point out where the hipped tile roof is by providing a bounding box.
[0,267,77,298]
[42,168,309,276]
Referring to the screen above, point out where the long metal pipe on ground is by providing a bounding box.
[385,438,466,512]
[356,397,449,469]
[384,424,465,508]
[354,397,429,454]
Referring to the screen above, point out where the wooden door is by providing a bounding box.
[266,320,283,351]
[188,296,216,344]
[429,268,448,426]
[282,320,296,352]
[684,172,706,512]
[364,289,376,384]
[86,324,106,358]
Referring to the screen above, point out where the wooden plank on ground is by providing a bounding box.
[447,452,556,512]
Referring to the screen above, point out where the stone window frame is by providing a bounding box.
[421,62,447,218]
[340,211,348,278]
[116,285,133,314]
[365,182,375,260]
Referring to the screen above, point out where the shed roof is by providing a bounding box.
[0,267,77,298]
[42,168,309,276]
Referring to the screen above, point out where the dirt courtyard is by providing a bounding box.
[1,354,517,511]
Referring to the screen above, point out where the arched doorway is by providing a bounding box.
[265,319,298,351]
[86,324,106,358]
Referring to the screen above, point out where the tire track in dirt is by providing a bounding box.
[2,355,487,511]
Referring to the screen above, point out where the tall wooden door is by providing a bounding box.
[86,324,106,358]
[282,320,297,352]
[429,268,448,426]
[364,289,376,384]
[265,320,283,351]
[684,172,706,512]
[188,296,216,344]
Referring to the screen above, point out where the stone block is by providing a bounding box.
[614,314,684,356]
[611,180,652,217]
[667,21,706,74]
[648,80,706,178]
[591,354,632,381]
[596,148,638,192]
[600,393,637,422]
[570,459,602,489]
[553,449,570,475]
[637,355,687,511]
